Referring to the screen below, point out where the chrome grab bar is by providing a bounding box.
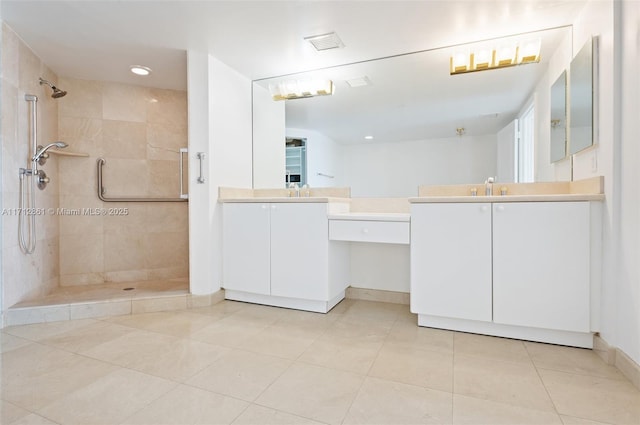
[196,152,205,184]
[179,148,188,199]
[97,158,188,203]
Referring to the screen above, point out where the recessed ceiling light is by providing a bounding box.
[130,65,152,76]
[304,32,345,51]
[364,136,374,140]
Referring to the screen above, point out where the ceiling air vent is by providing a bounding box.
[346,76,372,88]
[304,32,345,51]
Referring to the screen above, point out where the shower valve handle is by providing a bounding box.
[36,170,50,190]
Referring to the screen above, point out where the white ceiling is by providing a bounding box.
[2,0,586,90]
[0,1,586,143]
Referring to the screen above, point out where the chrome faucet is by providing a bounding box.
[485,177,495,196]
[288,182,300,197]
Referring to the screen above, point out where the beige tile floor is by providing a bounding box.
[1,299,639,425]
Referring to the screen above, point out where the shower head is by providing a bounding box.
[32,142,68,162]
[39,78,67,98]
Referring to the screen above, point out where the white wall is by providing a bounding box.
[0,12,4,328]
[614,0,640,366]
[253,85,285,189]
[350,243,410,292]
[570,0,619,356]
[343,135,497,198]
[286,127,344,188]
[187,52,252,295]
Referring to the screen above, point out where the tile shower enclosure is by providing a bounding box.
[1,23,189,309]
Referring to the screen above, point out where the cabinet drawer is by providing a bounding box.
[329,220,410,244]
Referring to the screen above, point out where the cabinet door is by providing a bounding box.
[270,203,329,301]
[222,203,271,295]
[410,203,492,321]
[492,202,590,332]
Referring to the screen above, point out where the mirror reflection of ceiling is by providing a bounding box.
[255,27,569,144]
[1,1,586,91]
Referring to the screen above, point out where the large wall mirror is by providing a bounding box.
[253,26,572,197]
[569,36,598,155]
[550,70,568,162]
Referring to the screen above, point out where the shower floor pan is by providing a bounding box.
[4,279,195,326]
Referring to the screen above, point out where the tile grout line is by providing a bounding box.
[336,303,399,425]
[523,341,563,420]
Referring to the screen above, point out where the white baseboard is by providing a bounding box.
[346,287,409,305]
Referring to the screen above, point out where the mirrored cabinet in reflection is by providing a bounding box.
[569,36,598,155]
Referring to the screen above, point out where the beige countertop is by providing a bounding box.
[409,193,605,203]
[218,197,350,204]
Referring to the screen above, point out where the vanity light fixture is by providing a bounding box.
[269,79,334,101]
[364,135,374,140]
[450,38,541,75]
[130,65,152,76]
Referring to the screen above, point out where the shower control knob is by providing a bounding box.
[36,170,49,190]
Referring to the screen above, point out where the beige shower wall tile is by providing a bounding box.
[58,77,103,119]
[40,237,60,282]
[58,195,104,236]
[101,158,148,197]
[148,159,181,197]
[103,202,146,235]
[39,79,59,145]
[147,266,189,281]
[147,122,187,160]
[147,87,188,128]
[58,116,102,155]
[2,245,26,307]
[59,233,104,275]
[2,82,19,157]
[2,85,22,193]
[35,193,60,241]
[3,190,19,243]
[144,231,188,270]
[104,233,145,273]
[145,203,188,233]
[18,40,42,94]
[102,82,150,122]
[58,156,96,197]
[104,269,148,283]
[2,23,20,86]
[102,119,147,159]
[59,272,105,287]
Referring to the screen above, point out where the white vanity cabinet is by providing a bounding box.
[411,200,600,348]
[222,203,271,295]
[410,203,492,322]
[222,201,349,313]
[492,202,590,333]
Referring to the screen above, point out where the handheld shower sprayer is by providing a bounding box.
[39,78,67,98]
[32,141,68,162]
